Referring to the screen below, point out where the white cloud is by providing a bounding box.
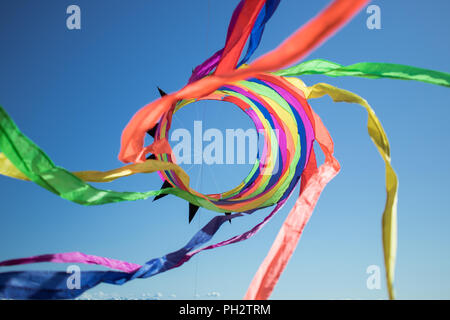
[76,291,173,300]
[206,291,221,297]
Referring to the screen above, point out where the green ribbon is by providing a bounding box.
[274,59,450,87]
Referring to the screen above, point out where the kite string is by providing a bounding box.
[193,0,211,298]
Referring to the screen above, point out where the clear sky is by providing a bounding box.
[0,0,449,300]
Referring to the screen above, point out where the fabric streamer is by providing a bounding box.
[0,0,449,300]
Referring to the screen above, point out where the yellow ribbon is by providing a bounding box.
[306,83,398,300]
[0,152,190,186]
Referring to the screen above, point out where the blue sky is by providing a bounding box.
[0,0,449,300]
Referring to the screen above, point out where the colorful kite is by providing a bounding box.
[0,0,449,300]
